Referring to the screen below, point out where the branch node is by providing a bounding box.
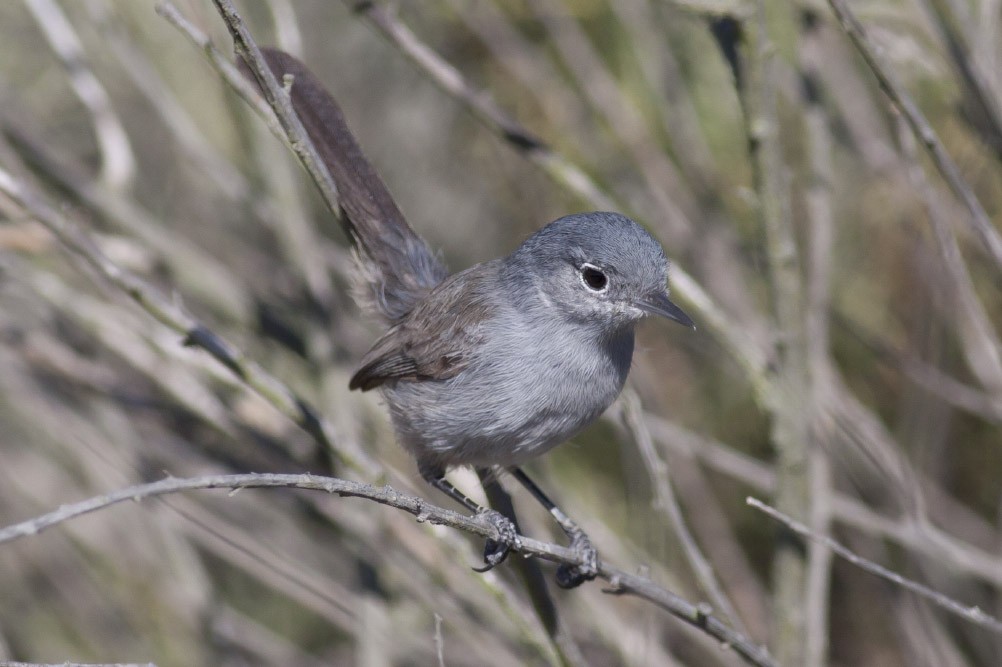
[182,324,245,380]
[696,602,714,627]
[601,574,626,596]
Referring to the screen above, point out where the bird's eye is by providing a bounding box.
[579,264,608,292]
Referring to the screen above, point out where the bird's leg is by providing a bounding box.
[510,467,599,588]
[423,471,521,570]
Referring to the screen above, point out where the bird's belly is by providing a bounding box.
[384,337,631,469]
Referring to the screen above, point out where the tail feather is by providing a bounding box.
[244,48,447,322]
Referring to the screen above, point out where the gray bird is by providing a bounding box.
[252,49,694,587]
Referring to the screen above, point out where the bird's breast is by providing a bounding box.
[382,310,637,469]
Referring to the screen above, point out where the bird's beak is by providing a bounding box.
[635,291,696,329]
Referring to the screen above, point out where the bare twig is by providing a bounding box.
[0,473,776,667]
[895,113,1002,395]
[204,0,343,224]
[265,0,303,55]
[731,3,808,662]
[924,0,1002,163]
[838,313,1002,423]
[747,496,1002,635]
[800,17,838,665]
[0,112,251,323]
[646,414,1002,588]
[826,0,1002,269]
[804,452,834,667]
[92,1,248,202]
[349,0,615,211]
[433,613,446,667]
[152,1,333,304]
[154,2,284,139]
[528,0,697,242]
[619,390,747,635]
[0,161,369,475]
[23,0,135,190]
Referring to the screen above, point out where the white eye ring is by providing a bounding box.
[579,263,609,293]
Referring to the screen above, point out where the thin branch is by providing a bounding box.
[203,0,343,222]
[23,0,135,190]
[0,473,777,667]
[732,3,809,662]
[93,1,249,202]
[646,413,1002,588]
[0,161,370,475]
[265,0,304,56]
[747,496,1002,635]
[434,612,446,667]
[895,112,1002,395]
[155,2,284,140]
[0,112,251,323]
[826,0,1002,270]
[152,1,334,304]
[348,0,616,211]
[800,16,838,666]
[656,0,750,17]
[619,390,747,635]
[804,452,834,667]
[924,0,1002,164]
[528,0,697,242]
[837,313,1002,423]
[608,0,722,189]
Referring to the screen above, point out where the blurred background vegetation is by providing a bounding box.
[0,0,1000,665]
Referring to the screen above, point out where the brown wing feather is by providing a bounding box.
[349,264,498,391]
[349,352,421,391]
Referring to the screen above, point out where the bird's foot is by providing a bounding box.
[556,529,599,589]
[472,509,521,572]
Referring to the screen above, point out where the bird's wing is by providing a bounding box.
[349,265,498,391]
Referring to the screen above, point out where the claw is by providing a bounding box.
[472,509,521,572]
[555,529,599,589]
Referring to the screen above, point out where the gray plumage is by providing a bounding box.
[350,212,687,479]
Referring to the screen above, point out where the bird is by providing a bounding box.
[247,48,694,587]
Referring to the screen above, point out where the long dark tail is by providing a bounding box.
[245,48,447,322]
